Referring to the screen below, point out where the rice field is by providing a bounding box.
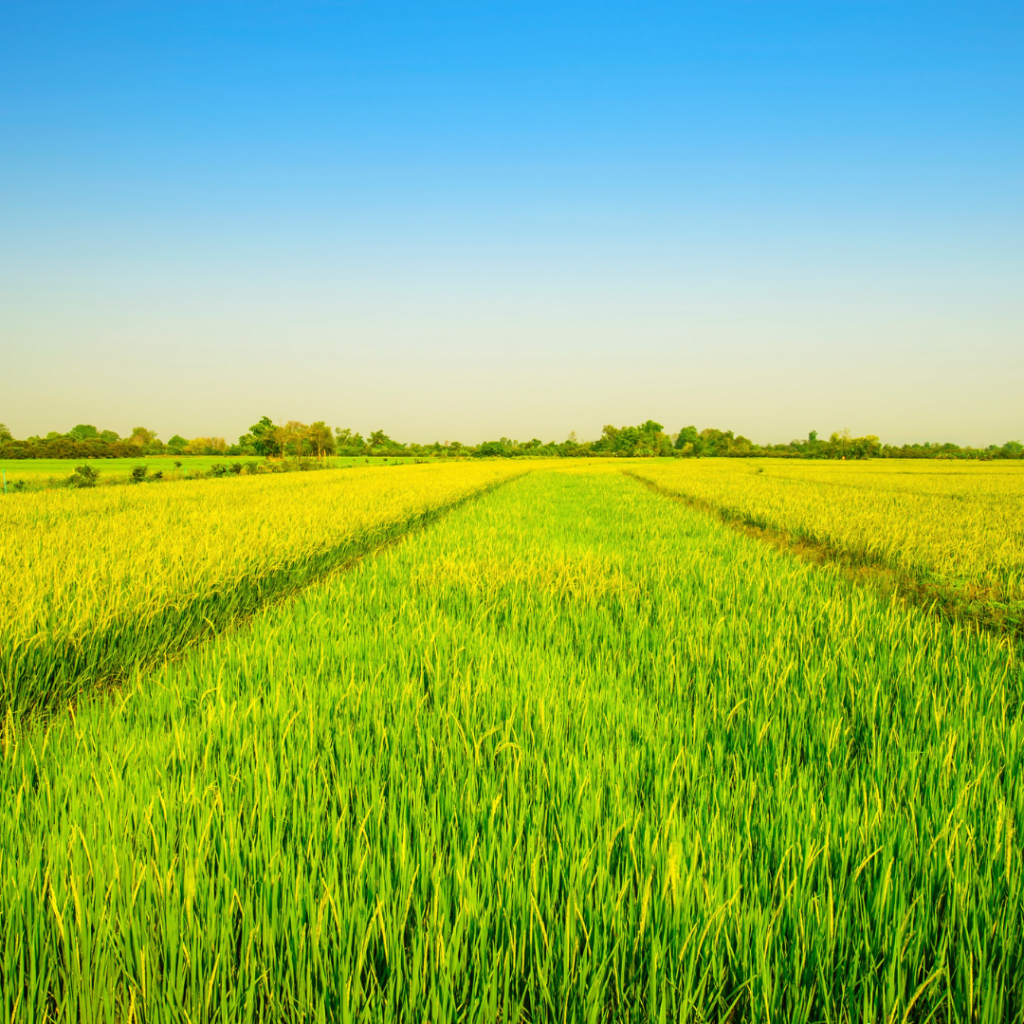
[629,459,1024,631]
[1,461,1022,1022]
[0,456,436,487]
[0,462,522,715]
[0,457,264,479]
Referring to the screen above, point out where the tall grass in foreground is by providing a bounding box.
[0,462,523,715]
[2,469,1021,1021]
[630,459,1024,629]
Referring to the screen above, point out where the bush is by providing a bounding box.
[130,466,148,483]
[69,465,99,488]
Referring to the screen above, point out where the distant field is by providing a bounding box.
[0,454,435,482]
[0,456,257,479]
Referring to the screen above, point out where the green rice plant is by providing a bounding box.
[1,468,1020,1021]
[629,458,1024,630]
[0,462,525,716]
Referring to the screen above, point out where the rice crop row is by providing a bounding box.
[0,462,524,716]
[2,467,1020,1022]
[628,459,1024,629]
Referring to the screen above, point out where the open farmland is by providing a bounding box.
[0,457,262,479]
[630,459,1024,633]
[0,462,522,715]
[0,456,435,486]
[1,462,1022,1022]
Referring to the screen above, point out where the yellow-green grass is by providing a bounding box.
[629,458,1024,630]
[0,455,438,484]
[1,468,1020,1021]
[0,456,257,478]
[0,462,525,715]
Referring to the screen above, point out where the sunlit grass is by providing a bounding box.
[0,462,525,714]
[630,458,1024,627]
[1,467,1020,1021]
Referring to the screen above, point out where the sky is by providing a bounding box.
[1,1,1021,446]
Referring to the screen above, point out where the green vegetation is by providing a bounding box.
[630,459,1024,633]
[0,456,258,478]
[1,465,1022,1020]
[0,456,439,495]
[2,417,1020,463]
[0,463,522,716]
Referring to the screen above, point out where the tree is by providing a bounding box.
[595,419,669,457]
[476,440,507,457]
[128,426,158,447]
[0,423,12,442]
[368,429,392,449]
[674,426,700,451]
[307,421,335,458]
[167,435,187,453]
[186,436,227,454]
[99,429,120,443]
[69,424,99,440]
[248,416,281,457]
[274,420,309,457]
[699,428,734,456]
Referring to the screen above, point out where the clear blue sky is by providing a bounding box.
[2,1,1021,445]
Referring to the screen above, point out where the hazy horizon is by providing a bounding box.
[2,1,1022,448]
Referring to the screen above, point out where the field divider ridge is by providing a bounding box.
[624,468,1024,641]
[1,471,527,720]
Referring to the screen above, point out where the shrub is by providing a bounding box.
[69,465,99,488]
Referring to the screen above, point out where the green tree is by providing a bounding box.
[699,428,734,456]
[275,421,309,457]
[674,426,700,452]
[99,429,120,443]
[128,426,159,447]
[0,423,12,442]
[307,421,335,458]
[69,424,99,440]
[595,420,667,457]
[249,416,281,457]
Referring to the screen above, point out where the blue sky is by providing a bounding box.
[2,1,1021,445]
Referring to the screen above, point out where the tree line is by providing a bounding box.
[0,419,1020,461]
